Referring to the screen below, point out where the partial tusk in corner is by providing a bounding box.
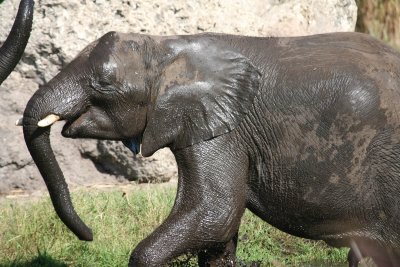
[38,114,60,127]
[15,117,23,126]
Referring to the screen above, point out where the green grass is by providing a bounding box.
[0,185,347,266]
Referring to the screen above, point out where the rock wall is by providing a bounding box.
[0,0,357,194]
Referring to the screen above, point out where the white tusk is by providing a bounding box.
[37,114,60,127]
[15,117,23,126]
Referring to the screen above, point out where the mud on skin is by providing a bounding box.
[19,31,400,266]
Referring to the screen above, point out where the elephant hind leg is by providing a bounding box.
[347,248,360,267]
[197,233,238,267]
[349,239,400,267]
[371,248,400,267]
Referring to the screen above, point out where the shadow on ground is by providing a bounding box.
[0,254,68,267]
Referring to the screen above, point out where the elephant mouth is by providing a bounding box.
[61,114,86,138]
[19,112,82,138]
[61,108,123,141]
[19,108,113,140]
[20,107,136,142]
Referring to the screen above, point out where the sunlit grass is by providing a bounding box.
[0,185,347,266]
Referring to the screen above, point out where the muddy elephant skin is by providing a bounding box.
[21,31,400,266]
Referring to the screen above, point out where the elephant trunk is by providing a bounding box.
[23,88,93,241]
[0,0,34,84]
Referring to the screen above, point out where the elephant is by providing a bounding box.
[19,30,400,266]
[0,0,34,84]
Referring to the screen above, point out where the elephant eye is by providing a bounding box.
[98,80,112,87]
[89,80,114,94]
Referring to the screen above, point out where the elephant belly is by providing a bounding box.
[241,56,400,246]
[245,128,400,247]
[247,182,367,245]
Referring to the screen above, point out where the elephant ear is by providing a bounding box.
[141,38,261,156]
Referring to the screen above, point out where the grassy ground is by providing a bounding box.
[0,185,347,267]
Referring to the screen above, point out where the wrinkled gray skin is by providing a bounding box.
[0,0,34,84]
[22,31,400,266]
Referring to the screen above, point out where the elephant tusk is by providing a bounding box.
[38,114,60,127]
[15,117,23,126]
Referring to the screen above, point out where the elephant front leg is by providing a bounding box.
[129,137,248,266]
[197,232,238,267]
[129,214,241,267]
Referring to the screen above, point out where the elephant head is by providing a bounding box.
[0,0,34,84]
[20,32,260,241]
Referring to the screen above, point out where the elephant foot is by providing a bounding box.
[198,234,238,267]
[348,248,360,267]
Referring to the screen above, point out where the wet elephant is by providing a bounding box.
[20,31,400,266]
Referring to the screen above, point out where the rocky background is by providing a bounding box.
[0,0,357,195]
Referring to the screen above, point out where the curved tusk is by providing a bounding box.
[15,117,23,126]
[38,114,60,127]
